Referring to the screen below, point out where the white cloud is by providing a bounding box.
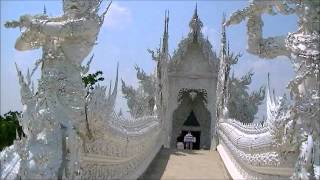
[202,25,220,49]
[203,26,217,34]
[202,26,209,35]
[202,26,219,38]
[103,2,132,30]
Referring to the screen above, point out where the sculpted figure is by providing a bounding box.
[121,65,156,118]
[5,0,111,179]
[225,0,319,179]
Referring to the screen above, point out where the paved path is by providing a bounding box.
[140,148,231,180]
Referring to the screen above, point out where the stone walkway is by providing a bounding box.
[140,148,231,180]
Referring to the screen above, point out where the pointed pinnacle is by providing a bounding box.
[222,12,226,24]
[195,3,198,16]
[163,10,167,34]
[227,40,230,55]
[16,129,20,140]
[108,80,112,96]
[43,4,47,15]
[112,62,119,96]
[14,62,19,73]
[166,10,169,32]
[267,72,271,91]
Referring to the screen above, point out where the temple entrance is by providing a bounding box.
[171,89,211,149]
[176,130,201,150]
[176,111,202,149]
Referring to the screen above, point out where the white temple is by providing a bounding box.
[165,5,219,150]
[1,0,319,179]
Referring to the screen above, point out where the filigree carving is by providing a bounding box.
[3,0,111,179]
[221,0,320,179]
[121,66,156,118]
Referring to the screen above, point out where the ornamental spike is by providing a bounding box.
[16,129,20,140]
[43,4,47,15]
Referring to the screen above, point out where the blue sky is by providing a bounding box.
[1,1,296,120]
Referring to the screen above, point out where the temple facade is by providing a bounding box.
[163,6,219,150]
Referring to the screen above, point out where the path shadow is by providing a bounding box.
[139,148,209,180]
[139,147,171,180]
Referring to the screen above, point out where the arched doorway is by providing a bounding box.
[171,89,211,149]
[176,111,201,149]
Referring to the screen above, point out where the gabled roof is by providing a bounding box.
[169,5,218,73]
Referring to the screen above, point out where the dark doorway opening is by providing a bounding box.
[176,130,201,150]
[176,111,202,150]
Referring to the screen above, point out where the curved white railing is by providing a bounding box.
[0,146,20,180]
[222,118,269,134]
[78,108,163,179]
[0,113,163,180]
[218,118,297,179]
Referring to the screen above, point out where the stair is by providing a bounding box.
[140,148,231,180]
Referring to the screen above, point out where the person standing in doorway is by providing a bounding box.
[184,131,194,150]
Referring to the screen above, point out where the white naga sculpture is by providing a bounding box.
[2,0,112,179]
[1,0,162,179]
[217,0,319,179]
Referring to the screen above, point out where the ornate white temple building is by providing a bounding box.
[165,6,219,150]
[1,0,319,179]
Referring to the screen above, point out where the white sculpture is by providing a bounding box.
[216,18,265,124]
[121,65,157,118]
[217,0,319,179]
[2,1,318,180]
[3,0,112,179]
[2,1,163,179]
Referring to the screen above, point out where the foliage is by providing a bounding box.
[227,71,265,123]
[82,71,105,91]
[0,111,23,151]
[81,70,105,139]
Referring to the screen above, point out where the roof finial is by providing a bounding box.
[267,72,271,94]
[166,10,169,34]
[227,40,230,55]
[222,12,226,24]
[220,12,227,57]
[43,4,47,15]
[162,10,169,55]
[195,3,198,17]
[16,129,20,140]
[189,3,203,40]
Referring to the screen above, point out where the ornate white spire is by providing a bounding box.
[15,129,20,140]
[220,13,227,58]
[162,10,169,56]
[189,3,203,40]
[43,4,47,15]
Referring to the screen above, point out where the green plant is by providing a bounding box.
[0,111,23,151]
[82,71,105,91]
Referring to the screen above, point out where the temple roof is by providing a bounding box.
[169,4,218,74]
